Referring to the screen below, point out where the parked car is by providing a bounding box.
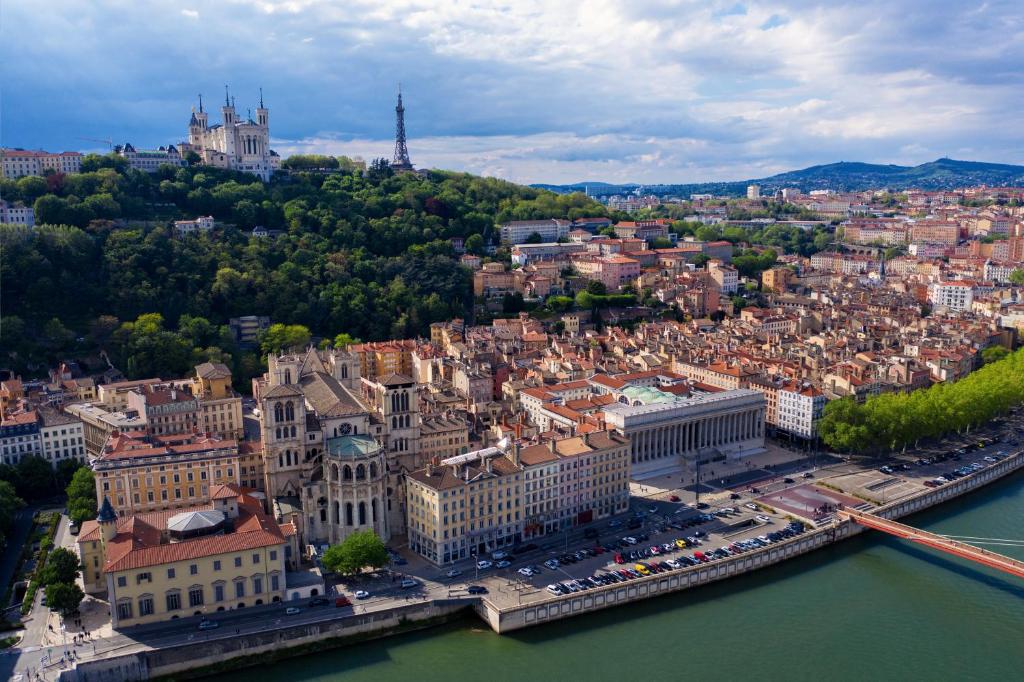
[544,559,560,570]
[755,515,772,523]
[308,597,329,607]
[476,560,493,570]
[744,503,758,511]
[354,590,371,600]
[445,568,462,578]
[491,550,508,560]
[334,595,351,607]
[285,607,301,615]
[467,585,488,595]
[198,619,219,630]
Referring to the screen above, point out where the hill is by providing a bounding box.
[534,158,1024,196]
[0,156,609,381]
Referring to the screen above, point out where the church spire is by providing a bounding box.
[224,84,230,107]
[198,93,203,113]
[259,87,264,109]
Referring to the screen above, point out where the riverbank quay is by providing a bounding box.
[54,450,1024,680]
[474,450,1024,632]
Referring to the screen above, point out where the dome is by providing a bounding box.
[167,509,226,536]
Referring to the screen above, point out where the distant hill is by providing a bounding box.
[534,158,1024,197]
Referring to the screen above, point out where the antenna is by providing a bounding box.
[198,93,203,113]
[259,87,264,108]
[224,85,230,107]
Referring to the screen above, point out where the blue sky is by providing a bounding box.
[2,1,1022,184]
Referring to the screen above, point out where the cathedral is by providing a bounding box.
[253,348,429,549]
[181,88,279,181]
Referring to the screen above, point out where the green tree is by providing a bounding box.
[321,530,389,576]
[40,547,82,587]
[982,345,1010,364]
[1009,269,1024,286]
[464,233,485,255]
[259,323,311,354]
[44,581,84,617]
[0,480,25,546]
[66,467,97,526]
[16,456,55,501]
[333,332,360,348]
[524,231,543,244]
[585,280,607,296]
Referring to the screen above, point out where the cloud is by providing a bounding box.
[2,0,1023,184]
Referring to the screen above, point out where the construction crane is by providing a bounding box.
[77,136,113,150]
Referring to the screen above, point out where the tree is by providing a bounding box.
[40,547,82,587]
[585,280,607,296]
[321,530,389,576]
[333,332,360,348]
[66,467,97,526]
[259,323,311,354]
[16,456,55,501]
[464,233,485,255]
[1009,269,1024,286]
[524,231,544,244]
[691,254,711,268]
[0,480,25,546]
[44,581,84,617]
[982,346,1010,364]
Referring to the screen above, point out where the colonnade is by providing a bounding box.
[628,408,765,464]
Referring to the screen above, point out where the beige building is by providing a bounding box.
[93,431,240,517]
[1,148,82,178]
[126,384,200,437]
[405,446,524,565]
[78,487,296,628]
[190,362,244,438]
[419,414,471,461]
[65,402,147,458]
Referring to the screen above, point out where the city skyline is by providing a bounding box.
[2,1,1023,184]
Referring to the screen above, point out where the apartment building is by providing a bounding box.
[190,362,244,438]
[92,431,240,517]
[1,148,82,178]
[777,382,826,439]
[499,219,572,245]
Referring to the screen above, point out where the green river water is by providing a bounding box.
[229,471,1024,681]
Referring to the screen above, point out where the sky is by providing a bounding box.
[1,0,1022,184]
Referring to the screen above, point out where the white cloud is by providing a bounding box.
[181,9,199,19]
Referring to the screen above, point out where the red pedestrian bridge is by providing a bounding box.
[839,507,1024,580]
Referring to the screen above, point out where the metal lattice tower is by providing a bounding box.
[391,86,413,171]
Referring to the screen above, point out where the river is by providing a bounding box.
[227,471,1024,681]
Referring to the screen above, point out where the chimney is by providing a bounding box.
[548,438,556,453]
[511,441,521,466]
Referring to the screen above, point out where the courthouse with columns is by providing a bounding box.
[602,389,766,478]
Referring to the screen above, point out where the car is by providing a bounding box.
[755,515,772,523]
[445,568,463,578]
[783,477,795,484]
[544,559,560,570]
[467,585,488,595]
[614,552,625,564]
[495,560,511,569]
[634,563,650,575]
[400,578,419,589]
[923,480,938,488]
[650,545,661,555]
[879,466,894,474]
[476,560,493,570]
[744,502,758,511]
[666,559,682,569]
[729,492,742,500]
[354,590,371,600]
[546,584,563,595]
[669,495,681,502]
[695,502,710,509]
[285,607,301,615]
[334,596,351,607]
[622,536,638,545]
[198,619,219,630]
[802,472,814,479]
[491,550,508,560]
[661,543,675,553]
[308,597,329,607]
[518,567,534,577]
[693,552,708,562]
[675,538,688,549]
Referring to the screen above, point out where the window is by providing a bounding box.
[190,564,198,575]
[167,568,175,579]
[253,576,262,594]
[138,596,154,616]
[234,557,242,568]
[234,581,245,599]
[252,553,260,565]
[270,574,279,591]
[117,576,127,588]
[189,586,204,607]
[136,572,151,584]
[213,560,221,571]
[117,600,133,620]
[214,584,225,602]
[166,591,181,611]
[269,550,277,561]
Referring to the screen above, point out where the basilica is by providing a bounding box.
[180,88,279,181]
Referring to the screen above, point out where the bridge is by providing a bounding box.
[839,507,1024,580]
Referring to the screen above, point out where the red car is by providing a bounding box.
[694,552,708,563]
[669,495,681,502]
[650,545,661,555]
[614,552,625,564]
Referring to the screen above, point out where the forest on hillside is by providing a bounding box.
[0,155,608,383]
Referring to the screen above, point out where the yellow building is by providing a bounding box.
[405,448,523,565]
[190,362,244,438]
[351,341,416,380]
[79,486,297,628]
[93,431,241,517]
[419,414,470,461]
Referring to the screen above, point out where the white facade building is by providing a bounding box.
[0,200,35,226]
[118,143,185,172]
[929,281,975,312]
[777,383,826,439]
[39,408,87,465]
[499,219,572,245]
[1,148,82,178]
